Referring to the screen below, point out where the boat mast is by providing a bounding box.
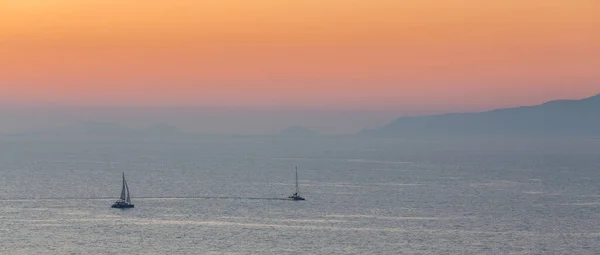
[120,172,127,201]
[295,166,299,194]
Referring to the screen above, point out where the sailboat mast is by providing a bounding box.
[295,166,299,194]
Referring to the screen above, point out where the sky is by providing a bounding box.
[1,0,599,133]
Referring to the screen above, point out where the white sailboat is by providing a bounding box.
[111,172,134,208]
[286,166,305,201]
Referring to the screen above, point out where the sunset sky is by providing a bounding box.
[1,0,599,114]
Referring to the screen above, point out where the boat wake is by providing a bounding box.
[137,196,288,201]
[0,196,288,201]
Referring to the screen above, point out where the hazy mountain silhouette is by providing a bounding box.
[361,94,600,137]
[141,122,182,135]
[278,126,318,137]
[9,121,186,140]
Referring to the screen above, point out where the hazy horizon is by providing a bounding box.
[0,107,401,135]
[1,92,598,135]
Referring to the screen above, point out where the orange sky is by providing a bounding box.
[1,0,599,113]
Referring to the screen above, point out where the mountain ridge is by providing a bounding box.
[362,94,600,137]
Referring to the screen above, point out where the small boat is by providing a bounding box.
[286,166,305,201]
[111,172,134,209]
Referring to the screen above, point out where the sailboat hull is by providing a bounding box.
[286,195,305,201]
[111,201,134,208]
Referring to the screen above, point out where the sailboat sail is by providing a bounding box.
[120,172,127,201]
[125,178,131,203]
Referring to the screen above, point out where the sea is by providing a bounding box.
[0,136,599,254]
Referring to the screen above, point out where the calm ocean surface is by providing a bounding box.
[1,136,599,254]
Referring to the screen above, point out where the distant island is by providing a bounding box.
[361,94,600,137]
[278,126,318,137]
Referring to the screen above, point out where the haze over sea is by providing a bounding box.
[1,136,599,254]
